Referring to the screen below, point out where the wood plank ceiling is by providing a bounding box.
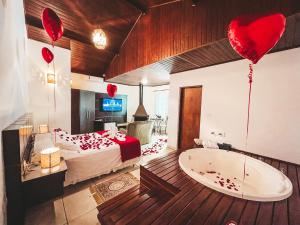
[106,0,300,82]
[109,12,300,86]
[24,0,168,76]
[24,0,300,84]
[23,0,177,77]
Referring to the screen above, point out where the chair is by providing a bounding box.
[159,117,168,135]
[127,121,154,145]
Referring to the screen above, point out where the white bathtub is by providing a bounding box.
[179,148,293,202]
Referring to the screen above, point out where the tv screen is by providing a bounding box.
[102,98,122,112]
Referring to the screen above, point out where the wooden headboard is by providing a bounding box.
[2,113,34,225]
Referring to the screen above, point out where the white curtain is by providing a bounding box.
[154,90,169,118]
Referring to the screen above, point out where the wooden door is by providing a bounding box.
[178,86,202,150]
[71,89,80,134]
[80,90,95,133]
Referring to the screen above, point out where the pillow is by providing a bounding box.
[54,131,81,152]
[54,129,106,152]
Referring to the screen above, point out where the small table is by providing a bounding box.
[22,160,67,207]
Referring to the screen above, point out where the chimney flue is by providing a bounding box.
[133,83,149,121]
[139,83,143,105]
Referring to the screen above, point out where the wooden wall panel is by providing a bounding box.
[106,0,300,79]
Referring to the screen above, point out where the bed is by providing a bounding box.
[33,129,141,186]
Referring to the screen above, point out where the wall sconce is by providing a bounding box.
[47,73,56,84]
[40,147,60,169]
[19,125,33,136]
[39,124,49,134]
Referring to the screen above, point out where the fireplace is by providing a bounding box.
[133,84,149,121]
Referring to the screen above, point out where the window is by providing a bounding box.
[154,89,169,118]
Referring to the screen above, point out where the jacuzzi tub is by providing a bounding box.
[179,148,293,202]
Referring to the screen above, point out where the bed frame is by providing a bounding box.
[2,113,34,225]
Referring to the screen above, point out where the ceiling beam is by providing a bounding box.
[25,14,116,55]
[125,0,147,15]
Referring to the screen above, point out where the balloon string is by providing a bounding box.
[242,63,253,199]
[246,63,253,140]
[53,59,57,112]
[52,44,56,144]
[47,63,50,129]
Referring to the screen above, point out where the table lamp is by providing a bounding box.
[40,147,60,169]
[39,124,49,134]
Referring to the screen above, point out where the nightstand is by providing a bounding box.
[22,159,67,207]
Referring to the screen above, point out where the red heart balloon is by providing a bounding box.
[41,8,64,42]
[107,84,117,98]
[228,13,286,64]
[41,47,54,64]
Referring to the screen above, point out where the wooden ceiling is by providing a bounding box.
[110,13,300,86]
[24,0,175,77]
[158,13,300,75]
[106,0,300,81]
[24,0,300,84]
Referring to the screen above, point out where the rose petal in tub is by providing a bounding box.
[206,171,216,174]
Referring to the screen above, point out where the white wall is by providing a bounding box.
[0,0,29,224]
[168,48,300,165]
[27,39,71,132]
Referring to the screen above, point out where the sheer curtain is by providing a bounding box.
[154,90,169,118]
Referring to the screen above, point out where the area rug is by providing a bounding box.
[90,173,139,205]
[142,137,168,156]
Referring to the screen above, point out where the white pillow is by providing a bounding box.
[54,131,81,152]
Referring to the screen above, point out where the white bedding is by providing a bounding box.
[34,133,140,186]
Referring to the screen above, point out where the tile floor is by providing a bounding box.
[25,147,175,225]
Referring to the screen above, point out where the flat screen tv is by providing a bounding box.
[101,98,122,112]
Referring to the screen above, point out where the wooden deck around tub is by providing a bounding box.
[97,150,300,225]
